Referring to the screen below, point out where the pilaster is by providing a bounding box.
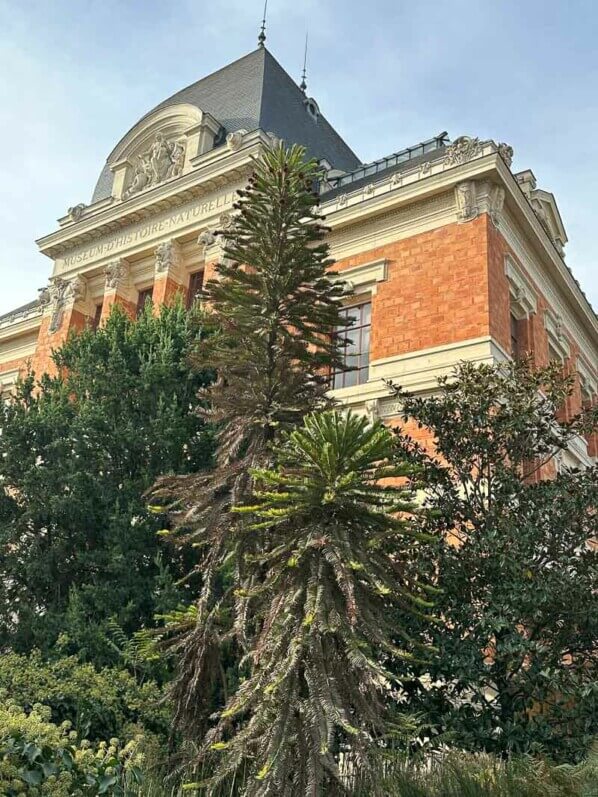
[101,258,136,321]
[152,240,186,308]
[32,275,92,376]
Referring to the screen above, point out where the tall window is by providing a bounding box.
[91,303,103,331]
[187,270,204,310]
[136,286,153,316]
[331,301,371,389]
[510,313,520,359]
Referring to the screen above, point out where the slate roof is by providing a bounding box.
[0,299,40,325]
[91,47,361,203]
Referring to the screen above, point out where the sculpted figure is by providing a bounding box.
[150,133,172,182]
[167,140,185,179]
[125,155,151,198]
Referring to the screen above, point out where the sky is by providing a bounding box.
[0,0,596,316]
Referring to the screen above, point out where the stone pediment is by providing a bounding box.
[515,170,568,255]
[107,104,222,202]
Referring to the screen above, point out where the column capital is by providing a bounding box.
[154,239,184,282]
[40,275,89,334]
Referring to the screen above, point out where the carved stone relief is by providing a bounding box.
[488,184,506,227]
[455,181,479,222]
[154,240,183,277]
[40,276,87,333]
[123,133,186,200]
[497,142,514,168]
[67,203,87,222]
[198,229,216,249]
[226,129,248,152]
[105,258,130,290]
[444,136,482,167]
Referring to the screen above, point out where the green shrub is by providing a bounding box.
[0,651,169,743]
[354,748,598,797]
[0,701,143,796]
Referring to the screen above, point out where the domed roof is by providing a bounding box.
[92,48,361,203]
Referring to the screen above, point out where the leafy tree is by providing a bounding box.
[190,411,437,795]
[0,301,214,667]
[390,359,598,761]
[150,144,350,736]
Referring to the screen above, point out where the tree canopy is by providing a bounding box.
[0,301,214,667]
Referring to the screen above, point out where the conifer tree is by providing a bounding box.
[151,144,350,735]
[192,411,437,795]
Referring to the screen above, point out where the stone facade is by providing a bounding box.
[0,49,596,467]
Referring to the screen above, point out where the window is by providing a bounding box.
[136,286,153,316]
[331,301,371,390]
[187,270,204,310]
[91,303,103,330]
[510,313,520,359]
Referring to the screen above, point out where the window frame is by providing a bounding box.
[331,299,372,390]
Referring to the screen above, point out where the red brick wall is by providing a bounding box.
[334,216,493,361]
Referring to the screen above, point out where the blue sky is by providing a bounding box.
[0,0,596,315]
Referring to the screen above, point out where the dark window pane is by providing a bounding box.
[137,287,153,316]
[187,270,204,309]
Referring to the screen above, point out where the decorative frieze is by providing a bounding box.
[488,184,506,227]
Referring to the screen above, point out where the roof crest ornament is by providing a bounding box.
[258,0,268,48]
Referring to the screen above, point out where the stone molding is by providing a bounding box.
[544,307,571,360]
[498,209,595,369]
[577,355,598,399]
[331,258,388,296]
[504,255,537,319]
[330,336,511,414]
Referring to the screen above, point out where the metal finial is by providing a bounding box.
[258,0,268,47]
[300,32,308,93]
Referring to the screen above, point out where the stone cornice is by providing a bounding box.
[0,308,42,340]
[36,131,597,358]
[37,130,267,259]
[322,141,597,350]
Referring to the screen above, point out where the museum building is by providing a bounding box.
[0,45,596,467]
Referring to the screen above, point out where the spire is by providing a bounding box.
[258,0,268,48]
[300,32,308,93]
